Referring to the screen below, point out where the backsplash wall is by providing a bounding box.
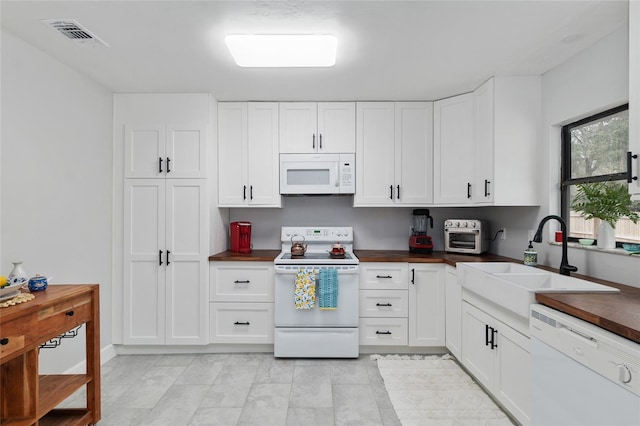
[228,196,503,251]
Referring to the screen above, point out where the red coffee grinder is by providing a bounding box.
[409,209,434,254]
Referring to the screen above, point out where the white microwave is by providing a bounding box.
[280,153,355,195]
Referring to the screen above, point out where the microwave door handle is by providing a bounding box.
[335,162,340,187]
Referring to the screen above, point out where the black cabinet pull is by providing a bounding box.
[250,185,253,200]
[234,280,250,284]
[0,338,9,345]
[66,310,75,317]
[319,134,323,149]
[376,275,392,279]
[491,328,498,350]
[485,324,490,346]
[166,250,171,265]
[159,250,163,266]
[376,330,392,335]
[627,151,638,183]
[397,185,400,199]
[243,185,247,200]
[166,157,171,173]
[467,182,472,199]
[484,179,491,197]
[411,268,415,285]
[376,303,392,307]
[389,185,393,200]
[234,321,250,325]
[159,157,163,173]
[312,134,316,149]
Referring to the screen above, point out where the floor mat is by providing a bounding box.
[373,354,514,426]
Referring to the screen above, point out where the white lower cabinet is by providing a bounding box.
[444,265,462,359]
[359,262,409,346]
[408,264,445,346]
[209,302,274,344]
[209,262,274,344]
[462,300,531,425]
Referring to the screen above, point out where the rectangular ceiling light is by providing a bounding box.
[225,34,337,67]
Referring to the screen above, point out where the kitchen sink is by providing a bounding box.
[457,262,620,320]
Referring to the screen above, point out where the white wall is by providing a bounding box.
[486,25,640,287]
[1,30,113,372]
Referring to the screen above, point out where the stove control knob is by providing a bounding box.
[617,364,632,384]
[470,222,477,228]
[455,221,460,227]
[446,221,452,227]
[462,221,468,227]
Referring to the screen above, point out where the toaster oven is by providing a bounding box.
[444,219,489,254]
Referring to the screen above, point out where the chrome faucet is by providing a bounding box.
[532,215,578,276]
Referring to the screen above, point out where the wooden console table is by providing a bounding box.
[0,285,100,425]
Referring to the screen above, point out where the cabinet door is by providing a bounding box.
[165,179,208,344]
[166,124,207,179]
[279,103,317,153]
[445,266,462,359]
[473,79,494,203]
[317,102,356,153]
[123,179,166,344]
[124,124,166,178]
[461,301,495,389]
[408,264,445,346]
[395,102,434,205]
[630,1,640,198]
[354,102,396,206]
[433,93,475,204]
[218,103,248,206]
[495,323,531,425]
[248,103,281,206]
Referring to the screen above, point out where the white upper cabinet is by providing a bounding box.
[629,1,640,199]
[433,93,476,204]
[434,76,541,206]
[355,102,434,206]
[484,76,541,206]
[125,123,207,179]
[218,102,281,207]
[279,102,355,153]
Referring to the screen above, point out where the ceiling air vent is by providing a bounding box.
[41,19,109,47]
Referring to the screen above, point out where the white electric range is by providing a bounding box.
[273,226,359,358]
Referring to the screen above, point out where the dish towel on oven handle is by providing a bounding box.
[294,268,316,310]
[318,268,338,310]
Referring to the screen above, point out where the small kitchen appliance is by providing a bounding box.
[409,209,434,254]
[229,221,252,253]
[444,219,489,254]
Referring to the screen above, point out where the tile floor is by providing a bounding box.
[64,353,402,426]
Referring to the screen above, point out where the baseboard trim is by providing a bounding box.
[64,344,118,374]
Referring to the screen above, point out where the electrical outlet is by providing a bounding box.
[500,228,507,240]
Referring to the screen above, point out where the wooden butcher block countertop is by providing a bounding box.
[209,249,640,343]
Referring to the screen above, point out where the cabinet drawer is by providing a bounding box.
[37,294,92,340]
[359,263,408,290]
[209,302,274,344]
[211,264,274,302]
[359,318,408,346]
[359,290,408,318]
[0,316,34,360]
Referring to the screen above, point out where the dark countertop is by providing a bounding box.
[209,249,640,343]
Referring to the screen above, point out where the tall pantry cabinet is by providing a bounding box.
[116,94,210,345]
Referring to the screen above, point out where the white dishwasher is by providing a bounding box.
[530,304,640,426]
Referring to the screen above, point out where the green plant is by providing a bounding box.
[571,182,639,228]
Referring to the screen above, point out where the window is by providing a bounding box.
[560,104,640,245]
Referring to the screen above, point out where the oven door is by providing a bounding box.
[274,265,359,327]
[445,229,481,253]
